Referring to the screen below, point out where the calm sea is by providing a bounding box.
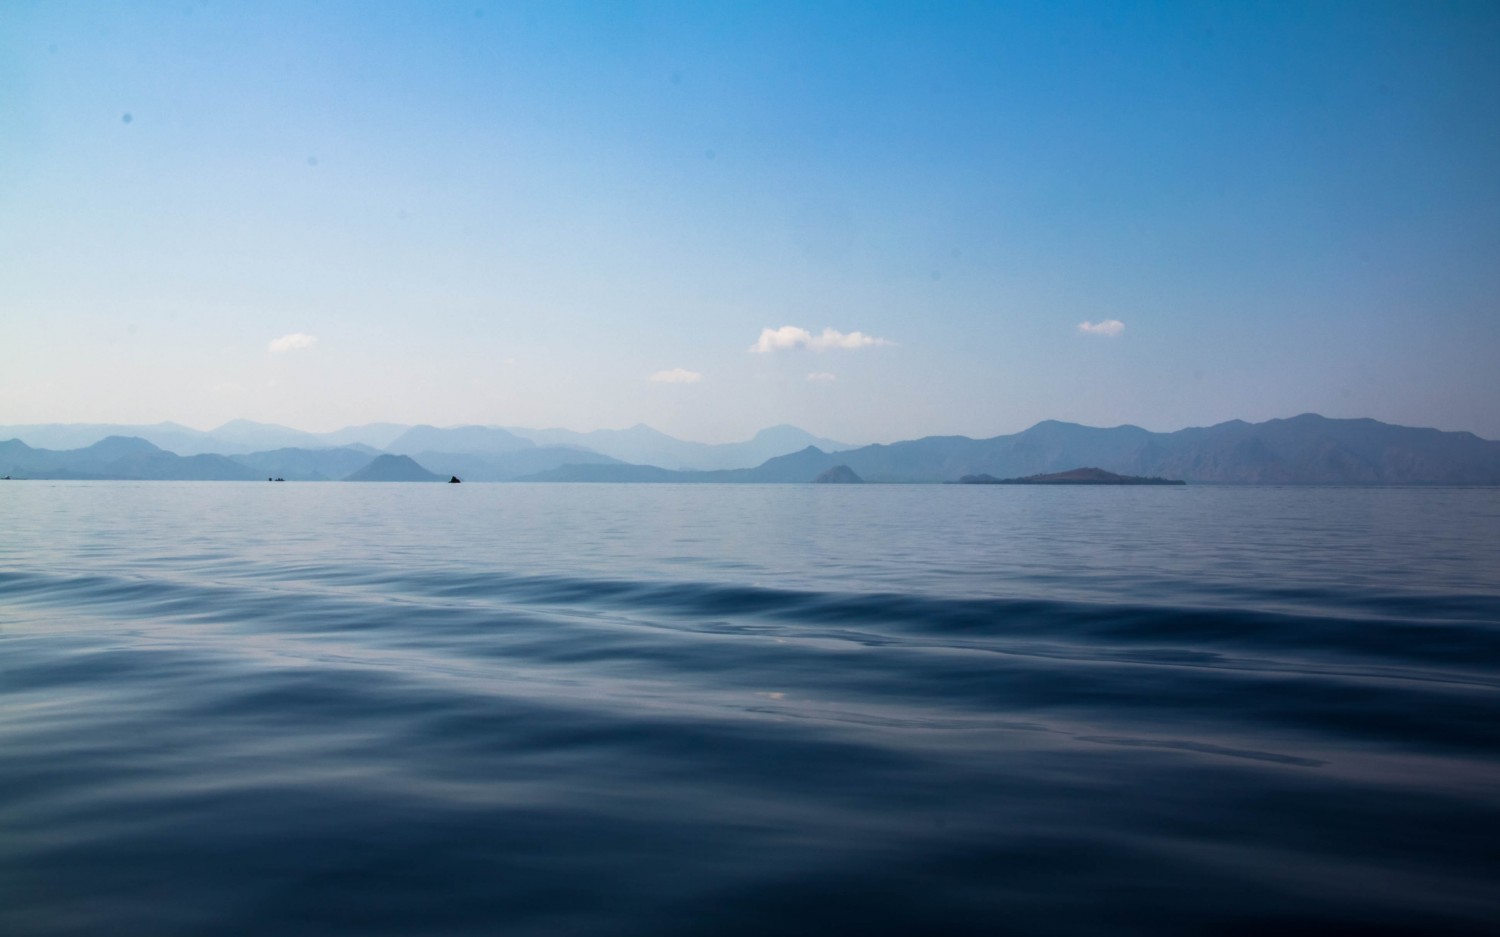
[3,482,1498,935]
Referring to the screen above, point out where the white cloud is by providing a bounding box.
[1077,319,1125,337]
[648,368,703,384]
[806,372,837,382]
[268,332,318,353]
[749,326,894,353]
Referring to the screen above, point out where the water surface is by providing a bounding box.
[3,482,1498,935]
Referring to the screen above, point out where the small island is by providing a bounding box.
[954,467,1185,485]
[812,465,863,484]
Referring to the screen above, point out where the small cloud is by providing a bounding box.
[750,326,894,353]
[648,368,703,384]
[268,332,318,353]
[1077,319,1125,337]
[806,372,837,382]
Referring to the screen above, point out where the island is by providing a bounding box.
[812,465,863,484]
[954,467,1185,485]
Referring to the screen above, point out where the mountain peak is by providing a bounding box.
[84,435,163,457]
[385,425,533,455]
[345,454,443,482]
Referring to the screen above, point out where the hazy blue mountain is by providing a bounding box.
[505,424,697,467]
[518,463,693,483]
[201,420,408,454]
[519,446,846,484]
[0,436,261,480]
[108,451,263,481]
[408,447,625,482]
[518,416,1500,485]
[0,422,225,455]
[1,437,145,478]
[230,447,380,481]
[805,415,1500,484]
[0,420,846,468]
[6,415,1496,484]
[735,425,858,465]
[72,436,164,462]
[504,423,854,470]
[384,425,536,456]
[344,454,444,482]
[312,423,412,450]
[0,420,388,456]
[207,419,327,452]
[0,439,34,474]
[724,445,845,482]
[1139,414,1500,484]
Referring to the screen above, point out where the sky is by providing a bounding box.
[3,0,1498,443]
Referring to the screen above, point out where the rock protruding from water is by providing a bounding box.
[813,464,863,484]
[344,454,444,482]
[449,475,461,484]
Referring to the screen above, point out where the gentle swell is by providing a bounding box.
[3,540,1499,934]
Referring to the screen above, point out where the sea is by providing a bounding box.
[2,481,1498,936]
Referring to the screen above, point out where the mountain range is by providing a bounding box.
[0,420,852,470]
[2,415,1497,484]
[0,422,851,482]
[518,414,1500,485]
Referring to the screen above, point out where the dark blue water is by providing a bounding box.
[3,482,1498,935]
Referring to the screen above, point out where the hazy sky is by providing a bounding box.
[3,1,1498,443]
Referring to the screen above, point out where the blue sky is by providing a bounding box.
[3,0,1498,442]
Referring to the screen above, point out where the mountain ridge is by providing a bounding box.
[4,415,1498,484]
[518,415,1500,486]
[0,420,856,469]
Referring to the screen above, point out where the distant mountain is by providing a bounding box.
[518,446,848,484]
[5,415,1496,484]
[738,425,858,466]
[0,420,408,456]
[384,425,535,456]
[107,450,262,481]
[310,423,412,450]
[405,447,626,482]
[0,436,261,480]
[0,420,852,469]
[344,454,444,482]
[518,463,691,483]
[517,416,1500,485]
[207,419,326,452]
[716,415,1499,485]
[230,447,379,481]
[199,421,409,454]
[0,422,224,455]
[504,423,855,470]
[725,445,844,482]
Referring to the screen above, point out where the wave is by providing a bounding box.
[5,570,1500,934]
[5,564,1496,668]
